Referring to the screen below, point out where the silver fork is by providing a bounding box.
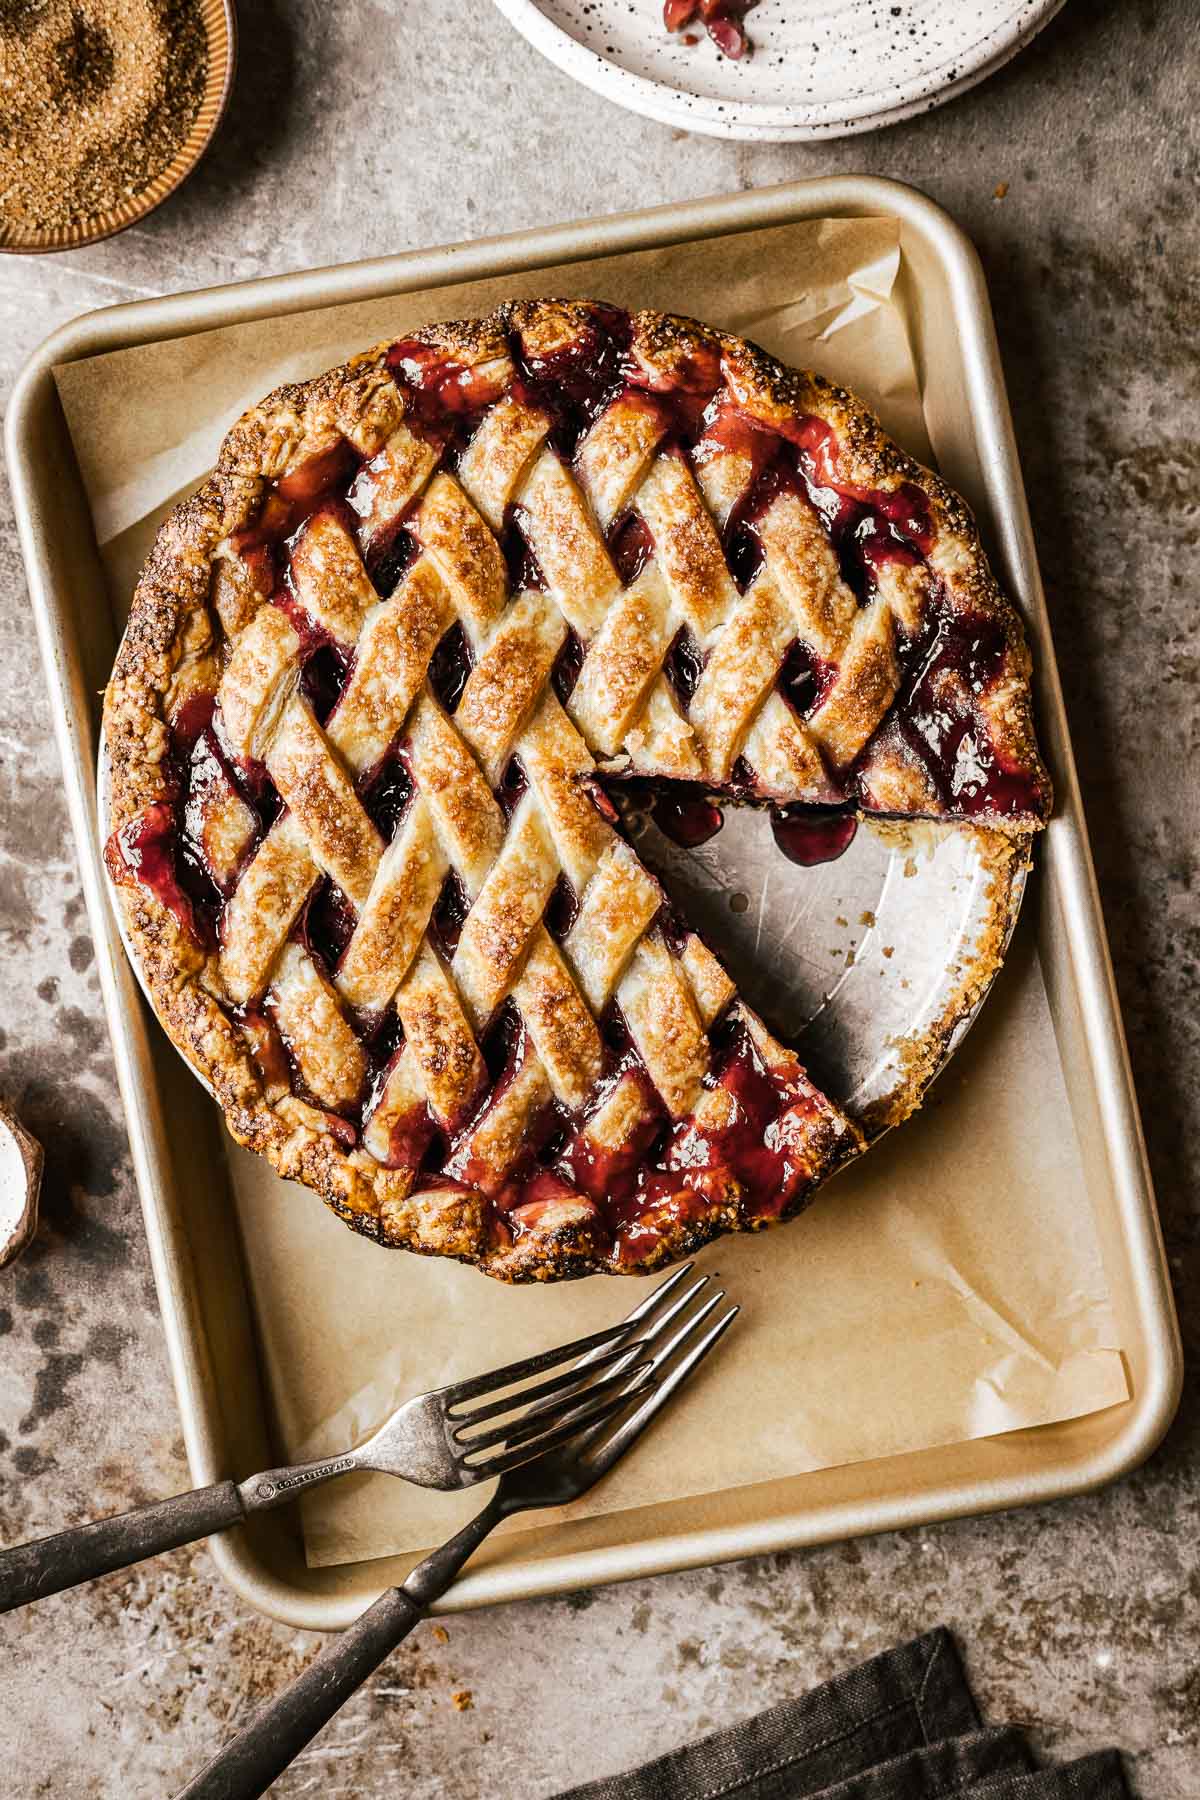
[0,1264,704,1616]
[177,1267,736,1800]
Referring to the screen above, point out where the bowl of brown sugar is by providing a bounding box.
[0,0,236,253]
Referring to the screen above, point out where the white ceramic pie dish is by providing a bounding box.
[490,0,1069,141]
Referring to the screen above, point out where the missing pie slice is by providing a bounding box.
[102,301,1050,1281]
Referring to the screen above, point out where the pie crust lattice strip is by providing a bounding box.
[102,300,1050,1282]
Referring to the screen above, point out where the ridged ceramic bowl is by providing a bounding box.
[0,0,236,255]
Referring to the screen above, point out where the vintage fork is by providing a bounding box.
[0,1263,706,1615]
[177,1266,736,1800]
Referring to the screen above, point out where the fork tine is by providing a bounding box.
[460,1273,715,1453]
[505,1272,713,1429]
[652,1284,725,1353]
[553,1262,700,1373]
[471,1375,656,1481]
[563,1286,729,1464]
[439,1321,633,1410]
[613,1260,697,1329]
[456,1360,654,1457]
[441,1263,697,1412]
[478,1285,735,1482]
[585,1304,738,1476]
[449,1341,642,1428]
[632,1270,712,1351]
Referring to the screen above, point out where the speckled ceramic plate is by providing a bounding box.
[490,0,1068,141]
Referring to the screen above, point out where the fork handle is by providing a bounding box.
[0,1482,245,1614]
[176,1498,505,1800]
[177,1585,425,1799]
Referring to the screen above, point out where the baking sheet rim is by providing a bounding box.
[6,174,1182,1630]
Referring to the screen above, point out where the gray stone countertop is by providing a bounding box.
[1,2,1197,1794]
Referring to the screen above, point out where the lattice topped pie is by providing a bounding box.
[102,300,1049,1281]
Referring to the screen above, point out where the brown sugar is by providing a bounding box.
[0,0,208,232]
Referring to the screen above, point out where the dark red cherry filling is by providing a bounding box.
[236,1001,363,1147]
[778,639,837,718]
[276,441,360,509]
[558,1056,664,1209]
[170,692,218,754]
[551,627,585,704]
[725,444,934,607]
[663,0,755,57]
[227,447,365,602]
[663,626,704,706]
[692,391,778,483]
[105,802,203,945]
[387,338,511,420]
[650,789,725,849]
[429,870,471,958]
[502,515,548,595]
[511,307,635,457]
[232,1005,294,1095]
[378,1100,440,1175]
[544,871,579,940]
[869,607,1046,819]
[299,643,350,724]
[670,1020,824,1215]
[772,807,859,867]
[297,879,357,973]
[362,746,415,840]
[498,755,528,819]
[571,1013,829,1261]
[427,621,472,712]
[107,696,248,949]
[607,510,655,585]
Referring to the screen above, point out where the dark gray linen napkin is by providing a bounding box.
[966,1755,1131,1800]
[812,1729,1035,1800]
[551,1631,1130,1800]
[554,1629,979,1800]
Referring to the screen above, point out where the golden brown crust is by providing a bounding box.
[102,299,1048,1282]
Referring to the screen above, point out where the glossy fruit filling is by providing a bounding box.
[108,301,1043,1252]
[872,605,1037,817]
[663,0,756,59]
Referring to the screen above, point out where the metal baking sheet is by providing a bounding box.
[7,177,1182,1630]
